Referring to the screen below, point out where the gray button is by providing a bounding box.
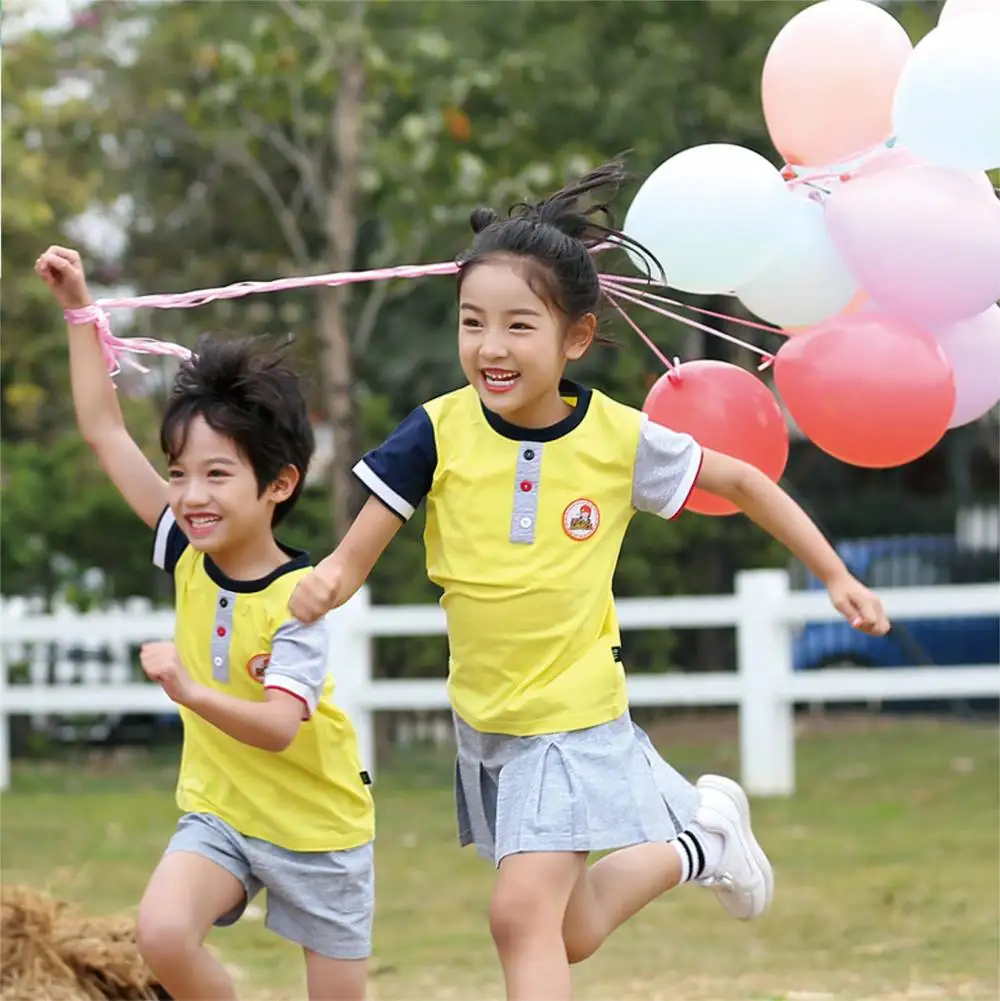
[213,656,223,667]
[519,516,532,529]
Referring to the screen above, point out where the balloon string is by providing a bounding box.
[596,274,785,337]
[602,290,676,372]
[599,278,775,372]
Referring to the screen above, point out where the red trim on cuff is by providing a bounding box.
[265,685,312,721]
[669,450,705,522]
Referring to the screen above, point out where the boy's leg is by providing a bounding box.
[136,850,247,1001]
[562,775,773,963]
[255,839,375,1001]
[304,952,368,1001]
[491,850,588,1001]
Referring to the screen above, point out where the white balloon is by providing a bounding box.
[938,0,1000,25]
[734,195,859,328]
[623,143,792,295]
[892,12,1000,171]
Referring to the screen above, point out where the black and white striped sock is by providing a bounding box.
[673,822,724,883]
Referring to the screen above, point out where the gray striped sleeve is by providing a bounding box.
[263,617,330,719]
[631,414,704,520]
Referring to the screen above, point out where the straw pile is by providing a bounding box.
[1,884,171,1001]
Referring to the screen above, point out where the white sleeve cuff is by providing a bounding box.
[352,460,415,520]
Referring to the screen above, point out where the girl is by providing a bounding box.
[289,160,889,1000]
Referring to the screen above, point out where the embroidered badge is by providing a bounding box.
[562,498,600,541]
[246,653,270,683]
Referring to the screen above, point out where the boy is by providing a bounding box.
[36,245,375,1001]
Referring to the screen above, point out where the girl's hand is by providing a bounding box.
[35,246,92,311]
[827,573,891,635]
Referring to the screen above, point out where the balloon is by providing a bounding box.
[931,306,1000,427]
[643,360,789,517]
[761,0,913,167]
[892,12,1000,171]
[852,146,998,199]
[781,289,871,335]
[825,165,1000,325]
[774,312,955,469]
[623,144,792,295]
[939,0,1000,26]
[735,194,858,328]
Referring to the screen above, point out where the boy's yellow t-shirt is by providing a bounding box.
[153,508,374,851]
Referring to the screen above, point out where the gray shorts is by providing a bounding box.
[165,812,374,960]
[454,710,699,865]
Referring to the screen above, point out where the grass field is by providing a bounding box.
[2,715,997,1001]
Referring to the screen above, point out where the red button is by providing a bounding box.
[217,626,226,637]
[520,481,532,492]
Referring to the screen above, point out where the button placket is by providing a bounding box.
[510,442,543,544]
[211,590,237,682]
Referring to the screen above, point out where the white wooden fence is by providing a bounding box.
[1,569,998,796]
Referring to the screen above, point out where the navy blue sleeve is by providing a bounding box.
[352,406,437,521]
[151,507,189,574]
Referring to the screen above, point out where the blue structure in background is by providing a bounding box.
[792,535,1000,672]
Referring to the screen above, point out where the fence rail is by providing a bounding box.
[2,569,998,795]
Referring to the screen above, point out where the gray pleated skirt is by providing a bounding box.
[454,710,700,865]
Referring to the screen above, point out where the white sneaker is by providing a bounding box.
[694,774,774,920]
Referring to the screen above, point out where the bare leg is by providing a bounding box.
[304,951,368,1001]
[490,851,588,1001]
[563,775,775,963]
[562,842,683,963]
[136,851,246,1001]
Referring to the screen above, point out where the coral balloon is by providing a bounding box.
[931,306,1000,427]
[774,313,956,468]
[825,165,1000,325]
[643,361,789,517]
[762,0,913,167]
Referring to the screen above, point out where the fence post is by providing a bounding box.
[328,586,376,780]
[735,568,795,797]
[0,646,9,793]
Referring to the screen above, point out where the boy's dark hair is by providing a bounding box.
[456,155,663,345]
[160,337,314,527]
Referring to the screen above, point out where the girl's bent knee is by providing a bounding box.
[563,930,601,965]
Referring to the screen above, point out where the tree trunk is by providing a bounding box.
[320,0,366,541]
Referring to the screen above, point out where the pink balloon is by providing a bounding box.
[825,165,1000,326]
[931,306,1000,427]
[643,361,789,517]
[852,146,997,200]
[762,0,913,167]
[774,312,956,469]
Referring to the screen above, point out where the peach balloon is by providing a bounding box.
[782,290,871,335]
[762,0,914,167]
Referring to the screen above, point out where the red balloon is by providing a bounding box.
[774,312,955,468]
[643,360,790,517]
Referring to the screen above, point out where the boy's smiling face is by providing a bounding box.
[166,415,294,559]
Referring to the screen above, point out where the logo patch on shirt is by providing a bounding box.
[562,498,600,540]
[246,653,270,683]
